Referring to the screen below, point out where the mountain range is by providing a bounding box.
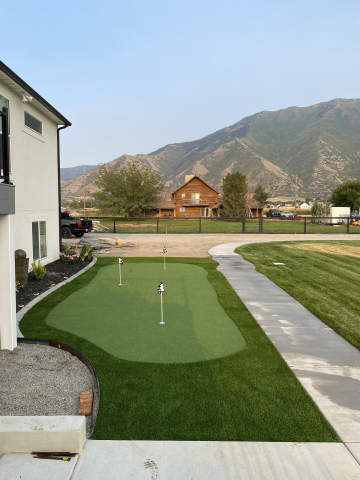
[61,98,360,200]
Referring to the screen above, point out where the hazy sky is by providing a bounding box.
[3,0,360,168]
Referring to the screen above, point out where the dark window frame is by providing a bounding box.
[24,110,43,135]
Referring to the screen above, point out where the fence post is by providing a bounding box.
[259,216,263,233]
[199,217,201,233]
[242,217,245,233]
[157,216,159,233]
[347,217,350,234]
[304,217,307,234]
[113,218,115,233]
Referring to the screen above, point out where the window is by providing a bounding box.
[179,207,186,212]
[192,193,200,204]
[25,111,42,135]
[182,193,185,198]
[32,221,47,260]
[0,94,10,176]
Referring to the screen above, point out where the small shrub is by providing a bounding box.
[16,280,23,292]
[80,244,94,262]
[59,252,80,264]
[80,245,87,261]
[31,260,46,280]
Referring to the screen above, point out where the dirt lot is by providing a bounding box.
[64,233,360,258]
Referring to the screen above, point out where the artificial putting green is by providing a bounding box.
[20,257,339,442]
[46,263,246,363]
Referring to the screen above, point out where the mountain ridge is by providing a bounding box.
[61,98,360,201]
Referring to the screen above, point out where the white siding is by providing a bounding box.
[0,80,60,266]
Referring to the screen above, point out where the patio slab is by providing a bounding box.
[0,453,78,480]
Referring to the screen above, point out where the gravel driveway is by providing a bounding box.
[64,232,360,257]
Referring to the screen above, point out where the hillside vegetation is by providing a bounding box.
[62,98,360,200]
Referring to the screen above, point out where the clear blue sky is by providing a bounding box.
[3,0,360,167]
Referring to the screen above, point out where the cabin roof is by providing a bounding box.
[171,175,220,195]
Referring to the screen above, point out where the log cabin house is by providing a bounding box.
[146,175,264,218]
[147,175,220,218]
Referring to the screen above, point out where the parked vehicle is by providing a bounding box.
[61,211,93,238]
[280,211,292,218]
[266,209,281,218]
[350,213,360,219]
[289,213,301,220]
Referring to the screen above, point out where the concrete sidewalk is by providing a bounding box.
[209,242,360,444]
[1,441,360,479]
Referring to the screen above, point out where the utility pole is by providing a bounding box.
[294,175,297,216]
[83,168,86,216]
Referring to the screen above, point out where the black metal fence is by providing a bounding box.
[85,216,360,235]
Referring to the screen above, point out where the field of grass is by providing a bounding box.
[90,217,360,234]
[237,241,360,351]
[20,257,338,442]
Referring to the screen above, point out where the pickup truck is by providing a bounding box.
[266,209,281,218]
[61,211,93,238]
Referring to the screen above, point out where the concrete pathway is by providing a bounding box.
[1,441,360,479]
[209,242,360,445]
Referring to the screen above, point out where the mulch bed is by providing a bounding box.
[16,258,93,312]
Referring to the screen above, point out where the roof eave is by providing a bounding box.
[0,61,71,127]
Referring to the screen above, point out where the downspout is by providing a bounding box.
[57,124,69,253]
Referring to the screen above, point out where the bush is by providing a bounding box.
[80,244,94,262]
[31,260,46,280]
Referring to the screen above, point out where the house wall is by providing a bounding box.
[0,80,60,266]
[173,178,218,218]
[146,208,175,217]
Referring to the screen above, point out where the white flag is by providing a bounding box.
[157,282,164,294]
[119,257,124,265]
[163,247,167,254]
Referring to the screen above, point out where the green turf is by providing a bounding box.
[46,263,245,363]
[237,240,360,351]
[90,216,360,234]
[20,257,339,442]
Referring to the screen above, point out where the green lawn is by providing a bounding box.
[20,257,339,442]
[90,217,360,234]
[46,263,245,363]
[237,240,360,351]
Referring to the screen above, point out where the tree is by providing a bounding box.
[305,197,312,204]
[331,179,360,212]
[93,161,164,216]
[221,172,248,217]
[254,182,269,207]
[311,201,323,216]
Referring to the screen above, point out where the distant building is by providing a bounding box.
[147,175,264,217]
[147,175,220,218]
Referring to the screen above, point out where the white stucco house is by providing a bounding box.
[0,60,71,350]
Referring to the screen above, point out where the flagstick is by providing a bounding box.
[164,254,166,269]
[119,263,122,285]
[160,292,164,324]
